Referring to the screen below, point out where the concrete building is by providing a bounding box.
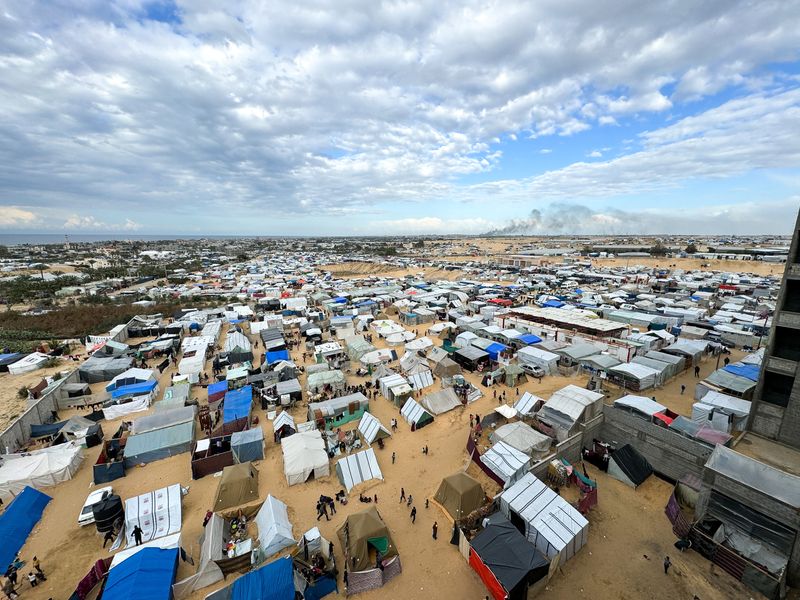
[748,209,800,448]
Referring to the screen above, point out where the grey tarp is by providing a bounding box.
[231,428,264,463]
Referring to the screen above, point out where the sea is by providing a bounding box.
[0,234,252,245]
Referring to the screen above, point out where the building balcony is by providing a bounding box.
[766,356,798,377]
[788,263,800,278]
[777,311,800,330]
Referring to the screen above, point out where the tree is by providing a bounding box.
[413,240,425,248]
[649,240,668,256]
[685,243,698,254]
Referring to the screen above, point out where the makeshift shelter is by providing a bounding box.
[254,494,295,558]
[103,393,152,420]
[405,363,434,390]
[336,448,384,491]
[272,411,297,443]
[503,364,528,387]
[702,368,756,399]
[697,390,751,431]
[481,441,531,487]
[420,387,462,415]
[191,436,234,479]
[282,430,330,485]
[0,442,83,502]
[213,463,260,512]
[0,486,50,573]
[434,472,485,521]
[106,368,156,392]
[536,385,604,442]
[207,380,228,403]
[337,507,401,594]
[631,356,670,385]
[608,362,661,391]
[358,412,391,445]
[607,444,653,488]
[490,422,552,459]
[123,408,195,467]
[517,346,559,375]
[0,352,24,373]
[433,357,461,378]
[469,514,550,600]
[513,392,545,418]
[307,370,346,394]
[222,385,253,432]
[206,556,294,600]
[93,437,127,484]
[231,428,264,463]
[308,392,369,429]
[79,356,133,383]
[498,473,589,564]
[454,346,490,371]
[124,484,182,546]
[613,394,672,424]
[378,374,413,407]
[400,397,434,430]
[7,352,49,375]
[645,350,685,375]
[275,378,303,405]
[103,547,179,600]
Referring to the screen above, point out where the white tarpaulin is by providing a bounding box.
[481,441,531,486]
[103,394,152,420]
[254,494,295,557]
[7,352,50,375]
[335,448,383,491]
[357,412,391,445]
[281,430,330,485]
[124,483,183,546]
[0,442,84,502]
[111,532,181,569]
[421,388,462,415]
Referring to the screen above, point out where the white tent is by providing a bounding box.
[516,347,559,375]
[537,385,604,441]
[7,352,50,375]
[420,388,462,415]
[498,473,588,563]
[281,430,330,485]
[400,397,434,428]
[609,362,660,390]
[335,448,384,491]
[699,390,751,430]
[406,367,434,391]
[405,337,433,352]
[106,367,156,391]
[124,483,182,546]
[254,494,295,557]
[513,392,546,417]
[481,441,530,486]
[490,422,552,458]
[614,394,667,418]
[103,394,152,420]
[358,412,391,445]
[0,442,84,502]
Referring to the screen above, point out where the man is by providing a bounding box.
[410,506,417,524]
[694,365,700,378]
[132,525,144,546]
[663,556,672,574]
[399,488,405,502]
[32,557,45,581]
[432,522,438,540]
[392,452,396,464]
[103,529,115,548]
[26,573,36,588]
[680,384,685,395]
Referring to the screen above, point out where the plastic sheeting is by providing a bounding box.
[104,547,178,600]
[0,486,50,573]
[0,443,83,502]
[103,395,151,420]
[231,428,264,463]
[254,495,295,557]
[490,422,552,458]
[336,448,383,491]
[124,484,182,546]
[223,386,253,424]
[481,441,530,485]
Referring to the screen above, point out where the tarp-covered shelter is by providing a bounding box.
[536,385,604,442]
[7,352,49,375]
[469,514,549,600]
[517,346,559,375]
[481,441,531,487]
[513,392,545,418]
[608,444,653,488]
[206,556,294,600]
[490,422,552,459]
[0,486,50,573]
[254,494,295,558]
[272,411,297,443]
[337,507,400,594]
[336,447,384,491]
[106,368,156,392]
[282,430,330,485]
[191,436,234,479]
[104,547,178,600]
[0,442,83,502]
[308,392,369,429]
[433,357,461,378]
[208,380,228,403]
[421,387,462,415]
[213,462,260,512]
[434,472,485,521]
[124,483,182,546]
[231,428,264,463]
[358,412,391,445]
[454,345,490,371]
[307,369,346,394]
[400,397,434,430]
[498,473,588,564]
[123,408,195,467]
[79,356,133,383]
[608,362,660,391]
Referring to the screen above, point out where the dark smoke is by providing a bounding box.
[485,202,647,236]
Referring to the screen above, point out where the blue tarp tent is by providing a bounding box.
[266,349,291,365]
[224,386,253,424]
[0,487,51,572]
[103,547,178,600]
[723,363,760,382]
[517,333,542,345]
[542,300,565,308]
[485,342,508,361]
[208,380,228,400]
[30,420,67,438]
[333,297,347,304]
[111,380,158,400]
[231,556,294,600]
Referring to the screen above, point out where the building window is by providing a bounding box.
[773,327,800,362]
[762,370,793,408]
[783,279,800,313]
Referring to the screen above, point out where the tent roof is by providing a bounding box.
[336,448,384,491]
[213,463,260,512]
[610,444,653,487]
[490,422,551,456]
[513,392,545,416]
[0,486,50,574]
[421,388,462,415]
[434,472,484,520]
[705,369,756,394]
[614,394,667,416]
[103,547,178,600]
[337,506,397,571]
[481,441,530,483]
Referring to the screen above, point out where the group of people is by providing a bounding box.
[3,557,46,599]
[316,495,337,521]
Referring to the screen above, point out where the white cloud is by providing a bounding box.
[0,207,38,227]
[587,150,603,158]
[539,148,552,154]
[63,215,142,231]
[374,217,497,234]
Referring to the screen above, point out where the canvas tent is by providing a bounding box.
[358,412,391,445]
[306,370,346,393]
[400,397,434,430]
[490,422,552,459]
[433,357,461,378]
[434,472,485,521]
[498,473,589,564]
[336,447,384,491]
[231,427,264,463]
[469,514,550,600]
[0,486,50,574]
[608,444,653,488]
[421,387,462,415]
[481,441,531,486]
[536,385,604,442]
[337,507,401,594]
[213,463,260,512]
[254,494,295,558]
[124,483,182,546]
[282,430,330,485]
[0,442,84,502]
[272,411,297,443]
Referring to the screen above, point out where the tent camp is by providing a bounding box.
[517,346,559,375]
[337,507,401,594]
[607,444,653,488]
[254,494,295,558]
[0,442,84,502]
[498,473,589,564]
[358,412,391,445]
[481,441,531,486]
[336,448,384,491]
[400,397,434,430]
[434,472,485,521]
[213,462,260,512]
[123,408,196,467]
[513,392,546,418]
[104,547,178,600]
[124,483,182,546]
[231,427,264,463]
[282,430,330,485]
[0,486,50,574]
[421,387,463,415]
[490,422,552,459]
[272,411,297,443]
[469,514,550,600]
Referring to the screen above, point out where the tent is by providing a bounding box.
[272,411,297,443]
[433,357,461,377]
[498,472,588,563]
[481,441,531,486]
[307,392,369,429]
[282,430,330,485]
[208,380,228,403]
[434,472,485,521]
[614,394,668,421]
[0,442,84,502]
[536,385,604,441]
[490,422,552,458]
[79,356,133,383]
[223,385,253,426]
[336,448,383,491]
[103,547,179,600]
[0,486,50,573]
[516,346,559,375]
[608,444,653,488]
[0,352,25,373]
[111,379,158,400]
[106,368,156,392]
[123,411,195,467]
[336,507,400,594]
[231,428,264,463]
[513,392,545,418]
[213,463,260,512]
[254,494,295,557]
[7,352,49,375]
[358,412,391,445]
[306,370,346,393]
[608,362,660,391]
[208,555,294,600]
[400,397,434,430]
[124,483,183,546]
[406,364,434,390]
[469,514,550,600]
[421,387,462,415]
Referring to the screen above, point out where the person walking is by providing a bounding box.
[132,525,144,546]
[103,529,115,548]
[27,573,37,588]
[663,556,672,574]
[407,494,413,507]
[374,494,378,504]
[392,452,396,464]
[328,498,336,515]
[425,498,429,509]
[432,522,438,540]
[410,507,417,524]
[694,365,700,378]
[400,488,405,502]
[680,384,685,395]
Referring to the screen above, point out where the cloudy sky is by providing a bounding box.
[1,0,799,236]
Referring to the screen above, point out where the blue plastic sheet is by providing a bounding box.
[224,386,253,423]
[231,556,294,600]
[111,379,157,399]
[103,547,178,600]
[0,487,51,572]
[723,363,760,382]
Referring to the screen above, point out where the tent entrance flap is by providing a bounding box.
[367,536,390,554]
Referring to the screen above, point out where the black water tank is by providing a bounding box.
[93,494,124,533]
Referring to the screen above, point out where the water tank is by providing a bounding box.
[93,494,124,533]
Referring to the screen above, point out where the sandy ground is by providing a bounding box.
[5,317,776,600]
[0,361,72,433]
